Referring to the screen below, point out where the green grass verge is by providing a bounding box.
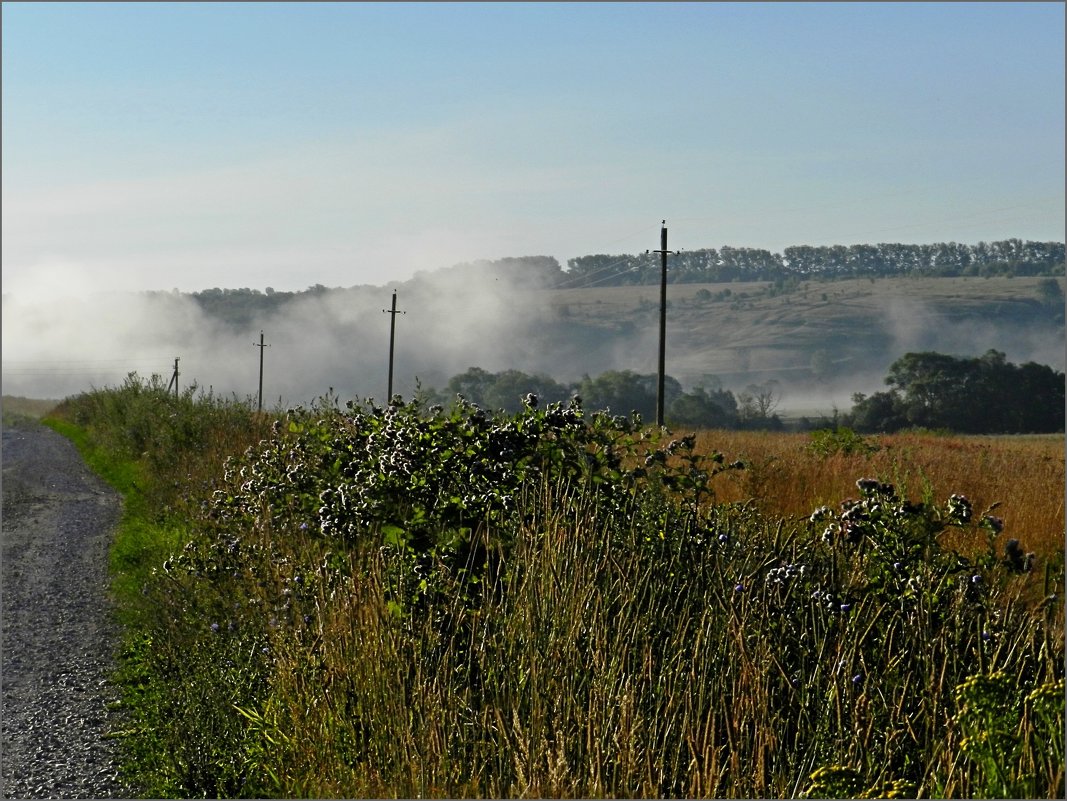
[44,417,186,620]
[44,418,141,494]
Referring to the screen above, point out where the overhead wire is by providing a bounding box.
[555,253,651,291]
[2,358,179,375]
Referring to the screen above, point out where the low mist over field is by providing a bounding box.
[3,256,1063,417]
[0,258,556,405]
[2,259,562,406]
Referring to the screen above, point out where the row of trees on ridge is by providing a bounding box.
[183,239,1064,321]
[565,239,1065,286]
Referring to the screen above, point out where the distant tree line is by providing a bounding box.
[169,240,1064,325]
[184,285,308,328]
[845,350,1065,434]
[565,239,1065,286]
[423,367,787,431]
[423,352,1064,435]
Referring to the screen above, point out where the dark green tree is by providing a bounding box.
[445,367,497,407]
[667,386,738,429]
[577,370,682,420]
[849,350,1064,434]
[1002,360,1066,433]
[847,391,908,433]
[482,370,571,414]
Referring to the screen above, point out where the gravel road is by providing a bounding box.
[2,420,134,798]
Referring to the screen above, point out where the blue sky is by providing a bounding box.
[3,1,1064,293]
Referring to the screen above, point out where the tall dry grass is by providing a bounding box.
[697,430,1064,560]
[235,475,1063,798]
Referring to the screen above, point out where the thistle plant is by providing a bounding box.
[202,392,744,616]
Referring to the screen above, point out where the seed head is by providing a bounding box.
[981,515,1004,534]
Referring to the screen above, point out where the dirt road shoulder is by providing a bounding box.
[2,420,132,798]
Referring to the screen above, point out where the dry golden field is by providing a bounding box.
[695,429,1065,560]
[2,395,60,424]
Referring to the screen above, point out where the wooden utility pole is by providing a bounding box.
[382,290,406,402]
[166,357,180,399]
[648,221,677,427]
[253,331,270,411]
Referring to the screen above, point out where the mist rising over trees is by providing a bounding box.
[5,240,1062,407]
[421,354,1064,435]
[185,239,1064,319]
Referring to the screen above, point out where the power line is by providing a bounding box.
[1,359,182,375]
[554,254,645,290]
[1,367,161,375]
[1,358,173,367]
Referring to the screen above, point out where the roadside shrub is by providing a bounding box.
[52,379,1064,797]
[159,397,1061,797]
[197,393,742,615]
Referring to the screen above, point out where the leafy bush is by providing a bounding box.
[197,392,742,616]
[808,426,880,457]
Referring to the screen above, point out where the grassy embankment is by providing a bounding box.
[40,378,1064,799]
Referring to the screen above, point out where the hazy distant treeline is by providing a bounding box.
[183,240,1065,322]
[410,350,1066,435]
[566,238,1065,286]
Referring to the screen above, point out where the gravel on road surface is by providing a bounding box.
[2,420,135,798]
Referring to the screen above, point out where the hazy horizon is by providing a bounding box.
[3,265,1062,414]
[4,3,1064,296]
[3,3,1063,408]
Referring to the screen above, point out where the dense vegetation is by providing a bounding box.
[425,366,763,430]
[417,350,1065,435]
[45,376,1063,798]
[848,350,1066,434]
